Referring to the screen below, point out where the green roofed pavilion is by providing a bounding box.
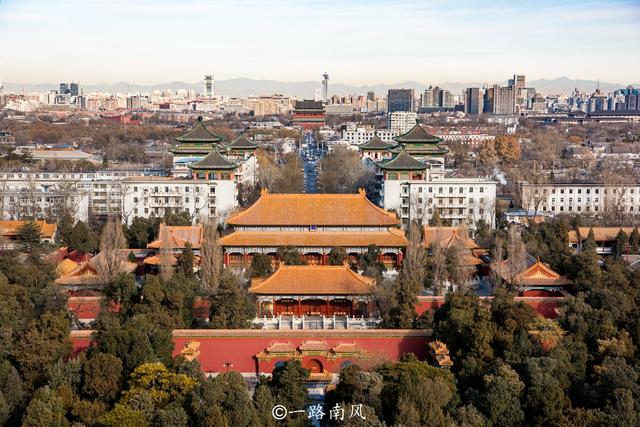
[378,150,428,171]
[392,123,448,158]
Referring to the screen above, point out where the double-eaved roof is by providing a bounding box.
[393,123,444,144]
[188,150,237,170]
[147,224,204,250]
[175,116,224,143]
[249,264,375,295]
[225,189,399,227]
[224,134,259,151]
[378,150,428,171]
[358,135,394,151]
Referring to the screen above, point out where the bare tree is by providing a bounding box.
[430,242,448,296]
[96,217,127,283]
[200,217,222,293]
[402,222,428,289]
[504,226,527,288]
[445,234,473,292]
[318,147,374,194]
[159,223,174,281]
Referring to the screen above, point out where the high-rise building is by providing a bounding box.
[421,86,453,108]
[387,89,414,113]
[70,82,79,97]
[322,73,329,103]
[464,88,482,115]
[509,75,526,91]
[367,91,375,102]
[204,75,214,98]
[387,89,414,127]
[59,82,69,94]
[494,85,516,115]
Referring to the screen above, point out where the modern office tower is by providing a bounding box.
[483,86,495,113]
[322,73,329,103]
[464,88,482,114]
[421,86,453,108]
[367,91,375,101]
[387,89,414,113]
[509,74,526,91]
[495,85,516,114]
[421,86,436,108]
[387,89,415,127]
[587,91,609,113]
[59,82,69,94]
[204,75,214,98]
[69,82,79,97]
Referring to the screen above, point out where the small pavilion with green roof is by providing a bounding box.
[188,149,238,181]
[392,122,448,161]
[377,150,428,181]
[171,116,225,172]
[358,135,394,161]
[222,134,259,160]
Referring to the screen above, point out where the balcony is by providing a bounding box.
[251,315,381,330]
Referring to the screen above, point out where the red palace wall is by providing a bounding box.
[416,295,565,319]
[70,329,430,375]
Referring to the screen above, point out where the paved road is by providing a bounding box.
[301,132,326,193]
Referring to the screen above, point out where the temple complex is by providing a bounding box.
[171,116,225,175]
[249,264,375,318]
[219,189,407,268]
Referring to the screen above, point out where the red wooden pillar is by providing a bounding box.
[322,253,328,265]
[223,252,229,266]
[326,299,330,316]
[297,299,301,317]
[243,253,248,266]
[397,250,404,266]
[257,300,262,317]
[351,299,355,316]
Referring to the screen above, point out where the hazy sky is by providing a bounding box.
[1,0,639,85]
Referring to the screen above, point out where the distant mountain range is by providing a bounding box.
[3,76,638,98]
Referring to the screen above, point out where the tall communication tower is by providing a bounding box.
[322,73,329,103]
[204,74,214,98]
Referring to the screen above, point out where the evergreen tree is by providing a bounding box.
[209,272,250,328]
[328,247,347,265]
[21,386,69,427]
[482,364,525,427]
[18,221,43,254]
[268,360,309,415]
[68,221,98,253]
[277,245,305,265]
[582,228,597,253]
[176,243,195,279]
[250,253,272,277]
[357,244,386,282]
[56,213,75,248]
[613,229,629,260]
[630,227,640,253]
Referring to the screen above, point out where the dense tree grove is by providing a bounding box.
[2,211,640,425]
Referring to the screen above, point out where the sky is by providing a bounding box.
[0,0,639,85]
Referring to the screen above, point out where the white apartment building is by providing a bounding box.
[0,188,89,223]
[520,180,640,217]
[384,175,497,228]
[389,112,418,133]
[0,170,151,222]
[121,177,237,225]
[342,128,399,146]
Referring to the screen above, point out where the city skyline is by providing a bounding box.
[1,0,639,85]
